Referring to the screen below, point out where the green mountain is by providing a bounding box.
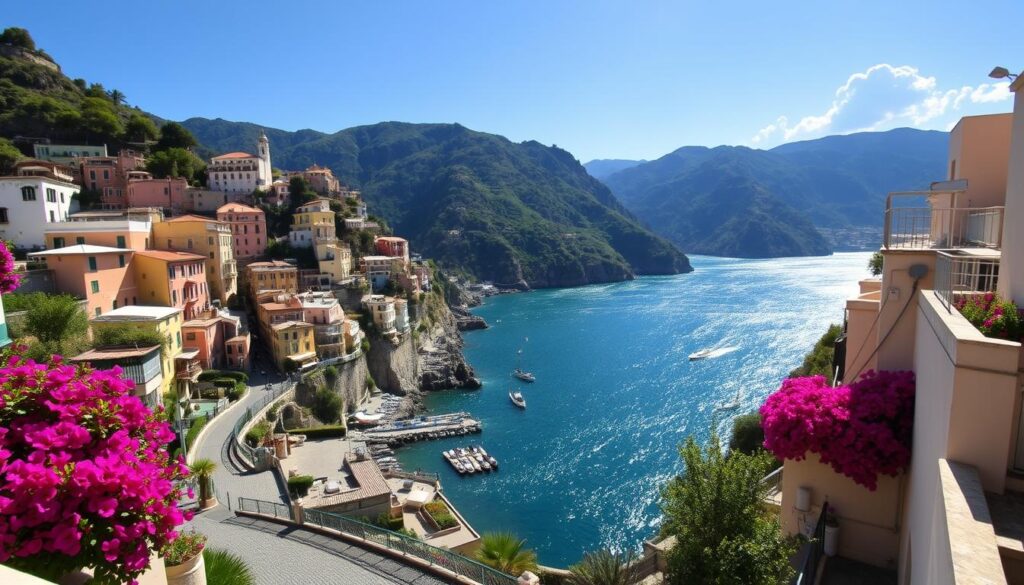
[583,159,646,180]
[601,129,948,257]
[182,119,692,287]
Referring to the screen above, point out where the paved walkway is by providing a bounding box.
[184,356,422,584]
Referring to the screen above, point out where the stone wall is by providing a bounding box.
[295,353,372,413]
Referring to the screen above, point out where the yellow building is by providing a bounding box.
[245,260,298,299]
[317,241,353,284]
[288,199,336,249]
[270,321,317,372]
[90,305,185,398]
[132,249,211,320]
[151,215,237,304]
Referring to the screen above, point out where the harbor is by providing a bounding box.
[443,445,499,475]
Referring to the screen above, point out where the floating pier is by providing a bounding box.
[364,412,482,447]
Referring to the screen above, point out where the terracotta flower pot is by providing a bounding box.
[166,550,206,585]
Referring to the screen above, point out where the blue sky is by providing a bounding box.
[5,1,1023,161]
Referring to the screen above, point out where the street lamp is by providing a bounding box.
[989,66,1019,81]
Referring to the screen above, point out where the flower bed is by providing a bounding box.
[955,292,1023,341]
[0,352,189,583]
[423,500,459,530]
[760,371,915,490]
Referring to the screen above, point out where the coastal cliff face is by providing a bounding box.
[418,294,481,392]
[295,355,371,412]
[366,334,420,395]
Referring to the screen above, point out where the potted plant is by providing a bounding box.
[164,531,207,585]
[189,458,218,510]
[823,506,839,557]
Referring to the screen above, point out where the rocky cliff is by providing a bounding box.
[365,334,421,395]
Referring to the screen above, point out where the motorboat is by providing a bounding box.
[509,390,527,409]
[512,368,536,382]
[688,348,714,361]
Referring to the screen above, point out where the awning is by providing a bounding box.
[175,349,200,359]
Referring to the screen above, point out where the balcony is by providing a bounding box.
[174,358,202,381]
[222,260,237,277]
[933,250,1000,312]
[883,192,1003,250]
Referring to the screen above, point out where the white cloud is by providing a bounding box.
[750,64,1013,146]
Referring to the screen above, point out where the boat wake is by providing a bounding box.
[705,346,739,358]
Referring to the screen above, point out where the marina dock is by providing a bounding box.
[362,412,482,447]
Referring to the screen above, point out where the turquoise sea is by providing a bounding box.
[396,252,872,567]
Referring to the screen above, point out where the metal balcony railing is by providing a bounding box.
[934,251,1001,312]
[174,361,202,380]
[884,192,1003,250]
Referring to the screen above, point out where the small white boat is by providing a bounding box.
[688,349,714,361]
[509,391,526,409]
[512,368,536,382]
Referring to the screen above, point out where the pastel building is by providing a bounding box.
[70,345,163,408]
[33,143,107,166]
[343,319,364,354]
[132,249,210,320]
[256,292,316,371]
[208,132,272,194]
[298,291,346,360]
[245,260,298,299]
[361,256,404,291]
[362,295,396,335]
[216,202,267,259]
[182,308,250,371]
[28,244,136,317]
[125,177,189,211]
[79,150,146,208]
[289,199,335,248]
[374,236,409,265]
[268,179,289,207]
[393,298,410,333]
[90,305,185,400]
[300,164,340,195]
[45,208,156,251]
[0,160,80,249]
[318,242,353,284]
[152,215,237,304]
[773,80,1024,585]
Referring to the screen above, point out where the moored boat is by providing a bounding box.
[509,390,526,409]
[688,348,714,361]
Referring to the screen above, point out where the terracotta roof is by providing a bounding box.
[71,345,161,361]
[270,320,313,331]
[212,152,256,160]
[134,249,207,262]
[216,203,262,214]
[165,214,225,224]
[305,457,391,508]
[247,261,296,270]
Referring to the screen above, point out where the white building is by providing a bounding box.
[207,131,273,194]
[394,298,410,332]
[362,295,396,334]
[0,160,80,249]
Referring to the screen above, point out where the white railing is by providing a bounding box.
[934,251,1001,312]
[884,192,1003,250]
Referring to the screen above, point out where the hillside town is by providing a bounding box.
[0,131,433,428]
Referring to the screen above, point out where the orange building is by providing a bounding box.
[132,249,210,320]
[374,236,409,264]
[245,260,298,300]
[28,244,136,317]
[182,309,250,370]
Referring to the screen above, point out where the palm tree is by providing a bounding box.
[475,532,538,576]
[108,89,125,105]
[189,458,217,508]
[567,549,638,585]
[203,548,254,585]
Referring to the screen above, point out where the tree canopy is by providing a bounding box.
[155,122,198,151]
[0,27,36,51]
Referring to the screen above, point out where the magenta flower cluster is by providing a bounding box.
[0,353,189,584]
[760,371,915,490]
[0,239,20,294]
[955,292,1023,341]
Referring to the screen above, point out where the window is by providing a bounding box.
[118,254,125,268]
[208,237,213,245]
[90,281,99,294]
[112,300,118,310]
[186,332,196,341]
[46,188,56,203]
[172,290,177,304]
[49,210,55,222]
[226,345,232,354]
[60,192,64,203]
[89,170,96,180]
[167,239,172,248]
[102,170,109,180]
[52,236,64,247]
[116,235,126,248]
[176,332,181,348]
[0,208,8,224]
[209,252,214,259]
[88,256,97,271]
[76,237,85,245]
[187,238,193,249]
[167,266,175,280]
[255,225,260,233]
[94,307,101,317]
[257,238,261,245]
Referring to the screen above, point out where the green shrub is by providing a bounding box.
[204,548,255,585]
[266,403,280,422]
[360,339,371,353]
[868,251,883,276]
[312,387,343,423]
[324,365,338,381]
[365,374,376,390]
[287,475,314,498]
[789,324,842,379]
[729,413,765,456]
[375,513,405,531]
[245,421,272,446]
[286,425,346,438]
[227,381,247,401]
[198,370,248,383]
[212,377,236,388]
[423,500,458,530]
[186,416,208,455]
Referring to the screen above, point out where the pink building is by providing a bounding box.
[132,249,210,320]
[126,177,189,211]
[79,150,146,209]
[182,309,250,370]
[267,179,290,207]
[27,244,137,318]
[217,202,268,259]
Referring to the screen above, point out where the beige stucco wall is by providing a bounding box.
[874,251,937,374]
[902,291,1021,585]
[780,455,902,568]
[844,292,880,383]
[999,87,1024,305]
[949,113,1013,209]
